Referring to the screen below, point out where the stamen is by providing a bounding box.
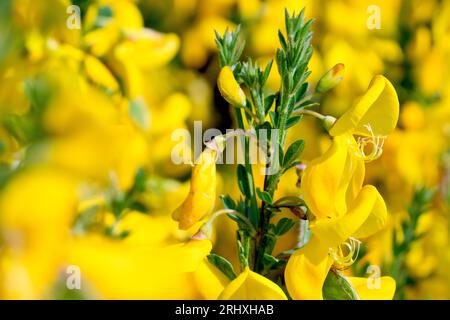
[354,124,386,162]
[330,237,361,270]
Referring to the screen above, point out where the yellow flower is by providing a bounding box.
[286,76,400,299]
[400,101,426,130]
[172,146,219,231]
[285,185,389,299]
[219,267,287,300]
[50,124,148,191]
[114,29,180,71]
[217,66,246,107]
[0,168,77,299]
[69,236,213,299]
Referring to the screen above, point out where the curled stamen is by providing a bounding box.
[354,124,386,162]
[330,237,361,270]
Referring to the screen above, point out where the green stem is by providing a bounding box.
[234,108,259,230]
[234,107,259,270]
[254,90,292,272]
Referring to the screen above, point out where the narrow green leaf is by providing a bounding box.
[278,30,287,50]
[221,194,236,210]
[272,196,305,208]
[283,139,305,169]
[285,115,302,129]
[262,60,274,85]
[256,188,273,204]
[269,111,277,127]
[273,217,295,236]
[237,164,250,197]
[207,254,237,280]
[264,94,277,113]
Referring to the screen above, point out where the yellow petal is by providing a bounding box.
[353,187,387,239]
[194,260,230,300]
[345,145,366,204]
[347,276,396,300]
[115,29,179,70]
[84,25,120,57]
[329,75,399,137]
[217,66,246,106]
[301,135,348,219]
[219,267,287,300]
[0,168,77,299]
[68,237,211,299]
[172,148,217,230]
[285,237,333,300]
[310,185,379,248]
[84,55,119,92]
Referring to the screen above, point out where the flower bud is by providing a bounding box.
[217,66,246,106]
[172,147,217,230]
[316,63,345,93]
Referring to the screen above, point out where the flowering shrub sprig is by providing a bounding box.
[168,8,400,299]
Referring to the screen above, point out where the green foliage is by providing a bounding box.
[208,254,238,280]
[256,188,273,205]
[282,139,305,171]
[387,187,435,299]
[214,9,314,279]
[271,217,295,236]
[215,26,245,68]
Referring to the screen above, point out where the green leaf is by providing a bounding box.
[285,115,302,129]
[269,111,277,127]
[323,270,360,300]
[283,139,305,169]
[264,94,277,113]
[221,194,237,210]
[256,188,273,204]
[132,167,147,193]
[237,238,248,269]
[263,254,279,268]
[278,30,287,51]
[237,164,250,197]
[272,196,305,208]
[263,253,286,271]
[294,100,319,111]
[128,201,148,213]
[24,77,52,110]
[262,60,273,85]
[207,254,237,280]
[273,217,295,236]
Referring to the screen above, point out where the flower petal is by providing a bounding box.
[310,185,379,248]
[194,260,230,300]
[347,276,396,300]
[219,267,287,300]
[172,148,217,230]
[301,136,348,219]
[330,75,399,137]
[285,237,333,300]
[353,187,388,239]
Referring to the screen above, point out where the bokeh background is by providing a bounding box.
[0,0,449,299]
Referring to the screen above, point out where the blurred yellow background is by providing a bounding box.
[0,0,449,299]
